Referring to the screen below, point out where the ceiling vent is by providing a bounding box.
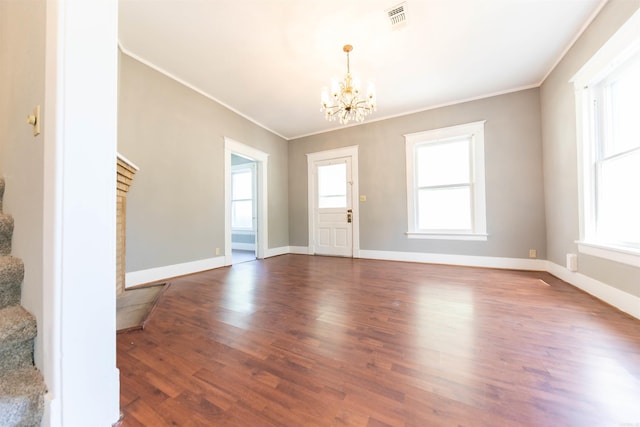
[387,2,407,29]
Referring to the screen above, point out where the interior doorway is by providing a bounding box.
[230,154,257,264]
[224,137,269,266]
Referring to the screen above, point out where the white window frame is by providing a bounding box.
[231,163,256,232]
[405,121,487,240]
[571,8,640,268]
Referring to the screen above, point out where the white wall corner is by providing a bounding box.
[546,261,640,321]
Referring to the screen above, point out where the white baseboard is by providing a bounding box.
[43,392,59,427]
[265,246,290,258]
[547,261,640,320]
[125,256,225,288]
[358,249,547,271]
[289,246,313,255]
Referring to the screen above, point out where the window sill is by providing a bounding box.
[577,241,640,268]
[406,232,488,241]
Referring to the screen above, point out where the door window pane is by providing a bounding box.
[318,163,347,208]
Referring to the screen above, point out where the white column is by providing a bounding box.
[43,0,120,425]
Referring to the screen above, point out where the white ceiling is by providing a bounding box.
[119,0,605,140]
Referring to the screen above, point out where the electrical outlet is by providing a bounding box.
[215,247,220,256]
[529,249,537,259]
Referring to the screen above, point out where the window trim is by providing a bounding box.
[405,121,487,240]
[571,8,640,267]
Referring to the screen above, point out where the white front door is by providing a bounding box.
[307,145,360,257]
[313,157,353,257]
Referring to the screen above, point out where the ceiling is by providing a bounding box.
[118,0,605,140]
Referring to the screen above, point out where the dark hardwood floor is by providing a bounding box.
[117,255,640,426]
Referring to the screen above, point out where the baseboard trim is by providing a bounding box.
[289,246,313,255]
[43,392,60,427]
[358,249,547,271]
[264,246,290,258]
[547,261,640,320]
[125,257,225,288]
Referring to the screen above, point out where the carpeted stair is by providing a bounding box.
[0,178,46,427]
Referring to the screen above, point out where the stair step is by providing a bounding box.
[0,256,24,309]
[0,179,45,427]
[0,213,13,256]
[0,367,46,427]
[0,306,37,375]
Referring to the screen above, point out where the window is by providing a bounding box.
[231,164,255,230]
[317,162,347,208]
[572,9,640,266]
[591,52,640,248]
[405,121,487,240]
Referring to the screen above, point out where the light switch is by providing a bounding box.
[359,195,367,202]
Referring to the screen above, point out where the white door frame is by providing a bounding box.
[224,137,269,265]
[307,145,360,257]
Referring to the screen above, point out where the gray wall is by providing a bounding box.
[540,0,640,297]
[0,0,46,368]
[289,88,547,259]
[118,52,289,272]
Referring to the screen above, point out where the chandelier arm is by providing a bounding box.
[352,100,375,110]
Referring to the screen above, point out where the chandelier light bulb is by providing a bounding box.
[367,82,375,99]
[321,88,330,105]
[352,76,361,92]
[320,44,376,125]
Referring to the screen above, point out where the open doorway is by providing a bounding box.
[231,154,257,263]
[224,137,269,266]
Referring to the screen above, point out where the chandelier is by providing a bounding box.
[320,44,376,125]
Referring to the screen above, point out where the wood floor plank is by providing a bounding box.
[117,255,640,426]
